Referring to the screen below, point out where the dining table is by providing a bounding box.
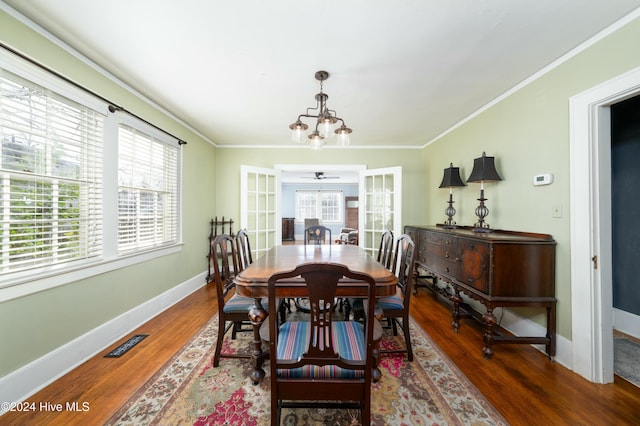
[233,244,398,383]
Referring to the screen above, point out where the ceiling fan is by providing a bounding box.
[303,172,340,180]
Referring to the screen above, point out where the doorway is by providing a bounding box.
[570,65,640,383]
[344,196,359,229]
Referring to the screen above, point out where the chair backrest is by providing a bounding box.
[377,229,394,269]
[391,234,417,306]
[235,229,253,272]
[210,234,239,311]
[304,225,332,245]
[267,262,377,405]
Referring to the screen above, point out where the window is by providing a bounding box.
[117,125,178,253]
[0,51,182,294]
[0,68,103,275]
[295,190,342,223]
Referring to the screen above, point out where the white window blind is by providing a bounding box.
[0,68,104,274]
[117,125,178,253]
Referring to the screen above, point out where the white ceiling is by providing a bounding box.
[3,1,640,149]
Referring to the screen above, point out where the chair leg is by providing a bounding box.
[213,316,226,367]
[402,315,414,362]
[390,317,398,336]
[279,300,287,324]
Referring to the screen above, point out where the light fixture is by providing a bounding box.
[466,152,502,232]
[439,163,465,228]
[289,70,352,150]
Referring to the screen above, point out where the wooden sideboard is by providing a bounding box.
[405,225,556,359]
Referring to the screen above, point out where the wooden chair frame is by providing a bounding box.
[376,234,417,361]
[267,263,377,426]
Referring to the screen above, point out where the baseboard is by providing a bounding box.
[0,271,207,414]
[614,308,640,339]
[499,308,572,369]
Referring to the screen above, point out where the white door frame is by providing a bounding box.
[569,66,640,383]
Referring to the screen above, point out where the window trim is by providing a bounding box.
[0,48,183,303]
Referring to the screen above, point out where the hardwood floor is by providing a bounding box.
[2,283,639,425]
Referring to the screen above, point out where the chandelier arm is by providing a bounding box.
[298,113,321,121]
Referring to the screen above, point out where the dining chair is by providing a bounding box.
[211,233,256,367]
[373,233,417,361]
[347,229,394,322]
[265,263,379,426]
[377,229,394,269]
[304,224,332,245]
[235,229,253,272]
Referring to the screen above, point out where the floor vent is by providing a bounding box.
[104,334,148,358]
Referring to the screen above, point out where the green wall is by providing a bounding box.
[422,15,640,338]
[0,10,217,376]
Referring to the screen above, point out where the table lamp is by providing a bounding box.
[466,152,502,232]
[438,163,465,228]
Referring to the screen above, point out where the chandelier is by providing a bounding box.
[289,70,352,149]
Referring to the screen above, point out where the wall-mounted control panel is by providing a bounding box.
[533,173,553,186]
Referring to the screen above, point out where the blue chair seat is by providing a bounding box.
[375,294,404,310]
[223,295,267,314]
[277,321,366,379]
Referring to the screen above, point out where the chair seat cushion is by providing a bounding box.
[223,295,267,313]
[375,294,404,310]
[277,321,366,379]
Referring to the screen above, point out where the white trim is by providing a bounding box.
[0,244,182,303]
[499,308,572,369]
[425,7,640,149]
[217,144,421,150]
[569,65,640,383]
[0,2,213,147]
[614,309,640,340]
[0,271,206,414]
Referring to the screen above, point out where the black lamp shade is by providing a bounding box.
[439,163,465,188]
[467,152,502,182]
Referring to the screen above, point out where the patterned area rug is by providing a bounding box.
[106,310,507,425]
[614,335,640,388]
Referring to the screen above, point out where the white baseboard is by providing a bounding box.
[0,272,207,414]
[497,307,573,370]
[613,308,640,339]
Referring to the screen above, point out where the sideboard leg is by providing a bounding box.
[451,287,462,333]
[482,308,497,358]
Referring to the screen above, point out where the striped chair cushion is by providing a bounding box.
[223,296,267,313]
[277,321,366,379]
[375,295,404,310]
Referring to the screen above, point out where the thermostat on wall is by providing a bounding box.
[533,173,553,186]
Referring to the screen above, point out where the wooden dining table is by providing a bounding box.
[234,244,398,383]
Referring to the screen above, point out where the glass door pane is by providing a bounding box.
[241,165,281,259]
[359,167,402,259]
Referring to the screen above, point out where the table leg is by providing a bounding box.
[248,298,269,384]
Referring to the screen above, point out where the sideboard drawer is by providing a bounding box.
[457,238,490,293]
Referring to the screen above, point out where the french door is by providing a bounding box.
[241,165,402,260]
[240,165,281,259]
[359,167,402,258]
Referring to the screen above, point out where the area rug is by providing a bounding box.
[106,311,507,425]
[614,334,640,388]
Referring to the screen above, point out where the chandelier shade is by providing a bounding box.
[289,70,352,149]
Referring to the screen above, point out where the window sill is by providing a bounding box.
[0,244,183,303]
